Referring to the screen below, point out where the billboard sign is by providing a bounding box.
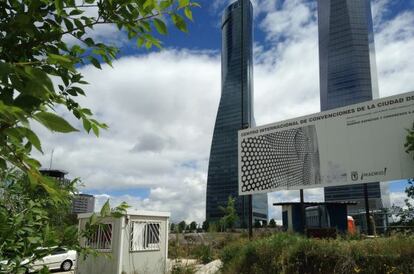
[238,91,414,195]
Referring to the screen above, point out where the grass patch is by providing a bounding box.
[219,233,414,274]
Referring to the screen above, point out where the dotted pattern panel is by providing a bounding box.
[240,126,321,193]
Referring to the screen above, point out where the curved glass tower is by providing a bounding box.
[318,0,389,214]
[206,0,268,226]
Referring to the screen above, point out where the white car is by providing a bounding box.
[27,247,76,272]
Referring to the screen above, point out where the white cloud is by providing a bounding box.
[33,1,414,223]
[390,191,414,208]
[95,173,206,223]
[375,10,414,96]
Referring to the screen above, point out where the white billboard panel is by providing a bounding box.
[238,91,414,195]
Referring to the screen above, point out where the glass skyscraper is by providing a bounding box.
[206,0,268,226]
[318,0,389,213]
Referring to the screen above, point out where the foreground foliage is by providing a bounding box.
[0,169,128,273]
[169,232,244,265]
[1,0,198,273]
[219,233,414,274]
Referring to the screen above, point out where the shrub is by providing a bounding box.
[219,233,414,274]
[192,244,213,264]
[171,264,195,274]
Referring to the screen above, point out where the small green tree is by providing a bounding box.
[178,220,186,233]
[394,123,414,225]
[0,169,128,273]
[219,196,239,231]
[170,222,176,232]
[202,220,209,231]
[392,180,414,226]
[189,221,197,231]
[269,218,276,228]
[254,220,262,228]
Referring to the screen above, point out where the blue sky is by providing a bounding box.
[34,0,414,223]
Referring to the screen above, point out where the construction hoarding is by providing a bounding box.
[239,91,414,195]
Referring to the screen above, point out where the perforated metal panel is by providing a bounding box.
[240,126,321,193]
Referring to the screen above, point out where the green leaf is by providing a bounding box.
[17,127,43,153]
[178,0,190,8]
[74,19,84,30]
[84,37,95,47]
[143,0,155,10]
[21,66,55,95]
[47,53,75,71]
[91,124,99,137]
[160,0,173,10]
[27,171,39,187]
[70,9,84,16]
[184,7,193,21]
[81,108,93,116]
[82,118,92,133]
[153,18,167,35]
[48,53,72,64]
[140,21,151,32]
[0,61,12,77]
[137,37,145,47]
[171,14,188,32]
[34,112,78,133]
[89,213,98,225]
[0,158,6,170]
[55,0,64,15]
[63,18,74,32]
[100,200,111,217]
[88,57,101,69]
[27,237,41,244]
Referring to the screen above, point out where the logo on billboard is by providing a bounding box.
[351,171,358,181]
[361,168,387,180]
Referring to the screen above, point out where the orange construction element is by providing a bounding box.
[347,216,356,235]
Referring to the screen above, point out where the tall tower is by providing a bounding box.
[206,0,268,226]
[318,0,389,214]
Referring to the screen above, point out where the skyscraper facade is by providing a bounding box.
[206,0,268,226]
[318,0,389,213]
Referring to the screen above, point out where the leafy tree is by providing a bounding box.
[170,222,176,232]
[189,221,197,231]
[0,0,198,192]
[202,220,209,231]
[392,180,414,226]
[178,220,186,233]
[0,0,198,272]
[0,169,128,273]
[219,196,239,231]
[269,218,276,228]
[392,123,414,226]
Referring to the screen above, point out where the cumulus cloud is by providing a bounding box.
[390,191,414,208]
[33,1,414,223]
[95,173,206,223]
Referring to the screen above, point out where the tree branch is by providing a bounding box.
[59,11,163,37]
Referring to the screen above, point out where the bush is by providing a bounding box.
[219,233,414,274]
[193,244,213,264]
[171,264,195,274]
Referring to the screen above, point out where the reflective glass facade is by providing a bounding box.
[318,0,387,211]
[206,0,268,226]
